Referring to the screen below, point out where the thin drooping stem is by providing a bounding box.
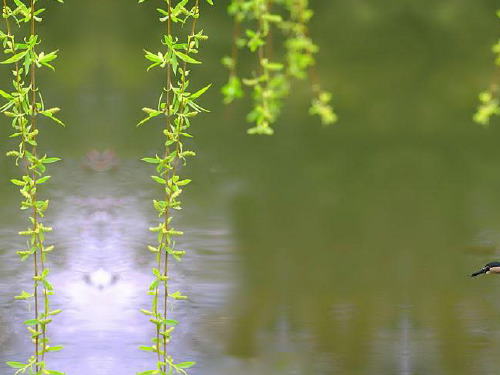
[29,0,51,365]
[297,1,321,92]
[265,2,273,61]
[139,1,210,373]
[257,1,266,75]
[2,0,64,373]
[160,0,173,370]
[160,1,200,369]
[29,0,42,369]
[230,17,240,78]
[173,0,199,157]
[2,2,39,370]
[2,1,21,100]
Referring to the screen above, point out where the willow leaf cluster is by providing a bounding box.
[222,0,336,135]
[1,0,65,374]
[137,0,212,374]
[474,10,500,126]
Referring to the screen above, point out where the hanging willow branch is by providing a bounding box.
[222,0,337,135]
[137,0,212,374]
[474,10,500,125]
[0,0,65,374]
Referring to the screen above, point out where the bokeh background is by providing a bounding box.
[2,0,500,374]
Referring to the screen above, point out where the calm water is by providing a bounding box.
[2,1,500,374]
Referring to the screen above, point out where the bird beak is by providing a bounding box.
[471,267,488,277]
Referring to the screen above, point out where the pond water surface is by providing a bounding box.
[2,1,500,374]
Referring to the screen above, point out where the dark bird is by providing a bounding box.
[471,261,500,277]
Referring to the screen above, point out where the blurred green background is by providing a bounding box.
[2,0,500,374]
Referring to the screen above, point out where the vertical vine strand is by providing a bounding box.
[29,0,40,370]
[288,0,337,125]
[137,0,212,374]
[221,0,244,105]
[255,0,289,135]
[1,0,65,374]
[162,3,173,370]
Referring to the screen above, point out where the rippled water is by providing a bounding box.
[0,159,239,374]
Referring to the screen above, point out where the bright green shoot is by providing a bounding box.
[137,1,212,374]
[0,0,65,374]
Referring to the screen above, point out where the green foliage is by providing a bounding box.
[1,0,65,373]
[138,0,211,374]
[222,0,337,135]
[474,10,500,126]
[474,90,500,126]
[310,89,337,125]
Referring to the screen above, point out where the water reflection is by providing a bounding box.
[2,146,500,374]
[0,157,236,374]
[214,139,500,374]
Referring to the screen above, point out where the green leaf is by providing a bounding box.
[38,50,58,64]
[177,179,191,186]
[171,54,179,74]
[137,116,153,127]
[10,179,25,186]
[141,157,160,164]
[23,318,39,326]
[144,50,163,63]
[43,279,54,291]
[138,108,162,126]
[45,345,63,352]
[39,109,65,126]
[176,362,195,369]
[264,62,284,71]
[38,50,59,70]
[6,362,26,369]
[15,291,34,300]
[169,291,188,300]
[0,89,13,100]
[139,345,156,352]
[163,319,179,325]
[149,279,160,290]
[1,50,28,65]
[190,84,211,100]
[174,50,201,64]
[151,176,166,184]
[36,176,51,184]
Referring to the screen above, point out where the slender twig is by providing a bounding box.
[230,16,240,78]
[163,0,173,370]
[257,1,266,75]
[173,0,199,163]
[28,0,44,369]
[162,1,200,370]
